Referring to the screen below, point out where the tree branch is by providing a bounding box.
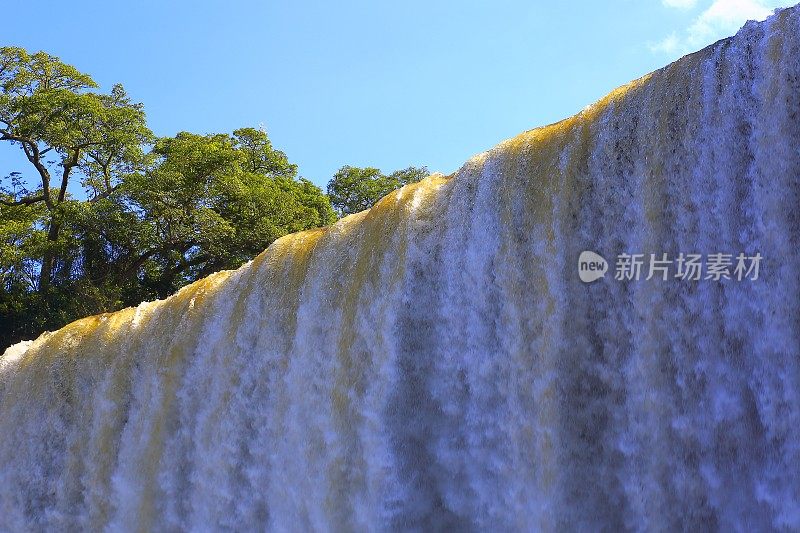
[89,184,120,203]
[1,132,55,209]
[0,194,45,206]
[58,148,80,203]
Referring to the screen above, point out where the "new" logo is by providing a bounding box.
[578,251,608,283]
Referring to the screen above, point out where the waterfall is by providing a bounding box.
[2,6,800,531]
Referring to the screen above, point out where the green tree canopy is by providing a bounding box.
[0,47,335,349]
[326,165,428,217]
[123,129,335,298]
[0,47,153,292]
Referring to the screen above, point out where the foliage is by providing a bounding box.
[326,165,428,216]
[0,48,334,349]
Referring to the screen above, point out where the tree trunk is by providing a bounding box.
[37,219,61,293]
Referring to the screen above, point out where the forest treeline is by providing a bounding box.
[0,47,427,349]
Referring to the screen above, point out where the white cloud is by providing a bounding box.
[686,0,773,46]
[652,0,793,55]
[649,33,681,53]
[662,0,699,9]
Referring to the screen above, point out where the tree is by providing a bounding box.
[0,48,335,349]
[326,165,428,217]
[122,129,335,299]
[0,47,153,293]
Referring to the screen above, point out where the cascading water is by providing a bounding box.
[2,6,800,531]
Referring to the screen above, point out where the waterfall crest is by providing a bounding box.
[2,6,800,531]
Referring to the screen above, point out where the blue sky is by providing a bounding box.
[2,0,795,188]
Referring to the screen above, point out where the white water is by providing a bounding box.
[2,7,800,531]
